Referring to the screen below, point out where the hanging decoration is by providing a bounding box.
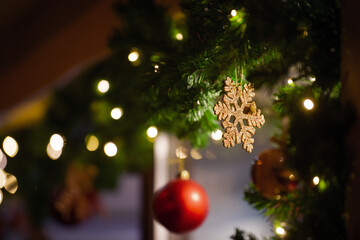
[213,77,265,153]
[251,149,296,199]
[51,164,101,225]
[152,170,209,234]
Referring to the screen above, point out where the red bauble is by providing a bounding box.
[152,178,209,234]
[251,149,296,199]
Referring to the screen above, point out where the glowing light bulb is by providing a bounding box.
[303,99,314,110]
[147,126,158,138]
[104,142,117,157]
[128,51,139,62]
[190,149,202,160]
[85,135,99,152]
[0,150,6,169]
[276,226,286,236]
[154,65,160,72]
[313,176,320,185]
[111,107,123,120]
[287,79,293,85]
[49,134,64,151]
[46,143,62,160]
[231,9,237,16]
[97,80,110,93]
[2,136,19,157]
[211,130,222,141]
[310,77,316,82]
[176,33,183,40]
[0,170,5,188]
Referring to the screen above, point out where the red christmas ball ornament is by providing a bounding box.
[251,149,296,199]
[152,172,209,234]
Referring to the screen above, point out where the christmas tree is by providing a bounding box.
[0,0,358,239]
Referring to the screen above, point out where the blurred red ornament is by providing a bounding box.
[251,149,296,199]
[152,178,209,234]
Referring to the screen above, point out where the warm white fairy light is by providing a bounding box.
[211,130,223,141]
[46,143,62,160]
[128,51,139,62]
[49,134,64,151]
[0,170,5,188]
[111,107,123,120]
[287,79,293,85]
[231,9,237,16]
[154,65,160,72]
[85,135,99,152]
[2,136,19,157]
[190,148,202,160]
[276,226,286,236]
[97,80,110,93]
[310,76,316,82]
[313,176,320,185]
[304,99,314,110]
[0,150,6,169]
[104,142,117,157]
[147,126,158,139]
[176,33,183,40]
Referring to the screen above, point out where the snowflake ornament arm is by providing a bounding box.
[213,77,265,153]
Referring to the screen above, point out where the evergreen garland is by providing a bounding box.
[0,0,353,239]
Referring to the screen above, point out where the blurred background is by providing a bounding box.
[0,0,275,239]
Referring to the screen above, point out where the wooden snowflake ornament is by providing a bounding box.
[213,77,265,153]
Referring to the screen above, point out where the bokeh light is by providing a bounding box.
[211,130,223,141]
[147,126,158,139]
[111,107,123,120]
[0,170,5,188]
[104,142,117,157]
[3,136,19,157]
[47,143,62,160]
[85,135,99,152]
[190,149,202,160]
[313,176,320,185]
[276,226,286,236]
[49,134,64,151]
[97,80,110,93]
[0,150,6,169]
[231,9,237,16]
[304,99,314,110]
[287,79,293,85]
[128,51,139,62]
[176,33,183,40]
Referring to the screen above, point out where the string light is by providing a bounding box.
[190,149,202,160]
[176,33,183,40]
[276,226,286,236]
[111,107,123,120]
[128,51,139,62]
[46,143,62,160]
[310,76,316,82]
[0,150,6,169]
[303,99,314,110]
[104,142,117,157]
[49,134,64,151]
[154,65,159,72]
[2,136,19,157]
[211,130,222,141]
[287,79,293,85]
[0,170,5,188]
[85,135,99,152]
[231,9,237,16]
[176,146,187,159]
[97,80,110,93]
[313,176,320,185]
[147,126,158,139]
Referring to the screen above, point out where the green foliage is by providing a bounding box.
[0,0,353,239]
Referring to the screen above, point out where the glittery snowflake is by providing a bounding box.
[213,77,265,153]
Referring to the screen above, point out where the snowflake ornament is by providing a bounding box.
[213,77,265,153]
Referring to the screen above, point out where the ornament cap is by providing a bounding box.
[177,170,190,180]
